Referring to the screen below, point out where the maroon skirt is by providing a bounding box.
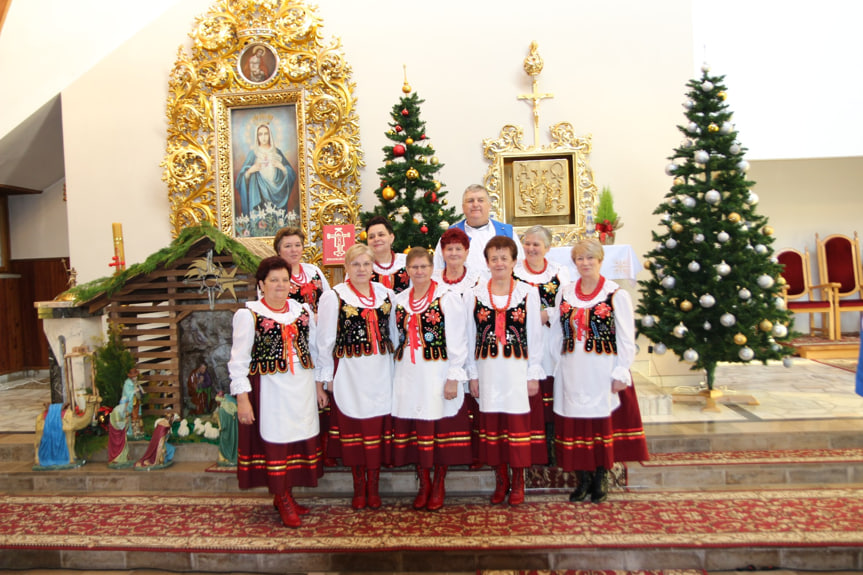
[477,393,547,468]
[554,383,648,471]
[237,374,323,494]
[330,398,393,469]
[540,375,555,421]
[391,398,473,468]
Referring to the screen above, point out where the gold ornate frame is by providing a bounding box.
[213,90,306,239]
[482,123,598,246]
[162,0,363,261]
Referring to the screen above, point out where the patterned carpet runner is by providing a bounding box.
[3,488,863,553]
[641,447,863,467]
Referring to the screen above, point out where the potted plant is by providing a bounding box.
[595,186,623,245]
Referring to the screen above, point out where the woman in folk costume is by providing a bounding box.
[464,235,548,506]
[431,226,487,469]
[366,215,410,294]
[513,225,571,464]
[274,226,336,466]
[317,243,398,510]
[549,238,648,504]
[228,256,326,528]
[391,247,472,511]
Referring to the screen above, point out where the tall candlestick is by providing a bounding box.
[111,223,126,274]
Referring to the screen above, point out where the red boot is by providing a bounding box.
[274,493,301,528]
[322,430,338,467]
[351,466,367,510]
[490,464,510,505]
[413,466,431,510]
[367,468,382,509]
[426,465,447,511]
[284,488,310,515]
[509,467,525,506]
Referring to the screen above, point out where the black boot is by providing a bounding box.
[569,470,593,502]
[591,466,609,504]
[545,422,556,467]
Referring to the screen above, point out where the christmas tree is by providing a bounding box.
[360,74,457,252]
[636,64,795,390]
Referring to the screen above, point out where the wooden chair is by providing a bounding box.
[815,232,863,340]
[776,247,838,340]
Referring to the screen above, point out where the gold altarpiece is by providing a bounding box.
[162,0,363,262]
[482,43,599,246]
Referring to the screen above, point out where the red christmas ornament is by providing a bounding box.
[424,190,437,203]
[401,108,409,117]
[420,224,428,233]
[393,144,406,156]
[420,134,426,140]
[395,125,403,132]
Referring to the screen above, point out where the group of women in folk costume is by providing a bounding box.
[227,220,647,528]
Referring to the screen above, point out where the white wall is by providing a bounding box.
[8,178,69,259]
[0,0,184,140]
[60,0,692,282]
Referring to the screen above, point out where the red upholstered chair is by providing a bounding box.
[777,247,838,340]
[815,232,863,340]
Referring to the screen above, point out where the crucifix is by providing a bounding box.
[517,41,554,147]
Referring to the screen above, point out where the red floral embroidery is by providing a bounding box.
[477,307,491,322]
[560,301,572,314]
[510,307,526,323]
[594,302,612,319]
[424,308,441,325]
[288,283,300,295]
[297,313,309,326]
[260,317,276,331]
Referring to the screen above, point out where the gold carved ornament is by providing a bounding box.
[481,42,599,247]
[161,0,363,262]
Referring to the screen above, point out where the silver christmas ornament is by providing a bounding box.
[665,163,678,176]
[701,80,714,92]
[654,342,668,355]
[688,261,701,272]
[747,191,759,205]
[665,238,678,249]
[738,347,755,361]
[699,294,716,308]
[682,195,696,208]
[737,160,750,171]
[720,313,736,327]
[720,121,734,135]
[641,315,656,328]
[738,288,752,300]
[715,262,731,276]
[683,348,699,362]
[757,274,775,289]
[703,321,712,331]
[661,276,676,289]
[673,323,688,338]
[755,244,768,255]
[694,150,710,164]
[783,357,793,368]
[775,297,787,310]
[772,323,788,338]
[704,189,721,204]
[717,231,730,243]
[693,233,705,243]
[687,122,700,134]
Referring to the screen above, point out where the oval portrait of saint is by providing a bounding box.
[238,43,279,84]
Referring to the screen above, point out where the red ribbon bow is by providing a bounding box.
[282,323,298,374]
[407,313,422,364]
[572,308,588,341]
[361,308,381,355]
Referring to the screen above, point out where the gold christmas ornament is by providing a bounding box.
[762,225,774,236]
[671,222,684,233]
[708,123,719,132]
[382,186,396,200]
[402,64,412,93]
[405,138,414,145]
[718,91,727,100]
[430,156,440,165]
[680,300,693,312]
[759,319,774,332]
[359,230,368,241]
[727,212,741,223]
[733,333,747,345]
[442,199,448,205]
[433,180,442,191]
[406,168,420,180]
[777,276,786,286]
[673,177,685,186]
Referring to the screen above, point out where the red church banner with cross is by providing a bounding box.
[322,224,355,265]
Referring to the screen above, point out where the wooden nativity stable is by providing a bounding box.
[73,226,259,417]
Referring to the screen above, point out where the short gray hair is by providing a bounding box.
[521,225,552,248]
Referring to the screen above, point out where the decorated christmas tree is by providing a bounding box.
[636,64,795,390]
[360,73,457,252]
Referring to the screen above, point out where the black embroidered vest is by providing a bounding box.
[249,310,314,374]
[372,267,410,294]
[394,297,448,362]
[559,291,618,355]
[288,270,325,312]
[517,272,561,309]
[473,298,529,360]
[333,293,394,358]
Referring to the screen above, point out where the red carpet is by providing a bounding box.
[3,488,863,553]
